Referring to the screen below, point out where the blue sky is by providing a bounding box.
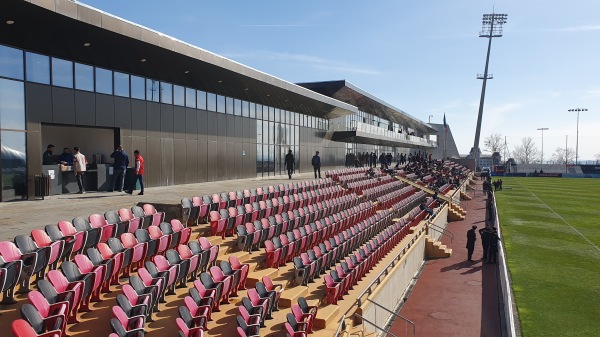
[81,0,599,161]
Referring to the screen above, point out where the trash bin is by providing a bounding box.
[34,174,51,200]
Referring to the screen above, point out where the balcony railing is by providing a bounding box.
[352,121,437,147]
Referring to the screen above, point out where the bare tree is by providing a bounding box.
[550,147,575,164]
[595,153,600,164]
[513,137,539,164]
[484,133,505,154]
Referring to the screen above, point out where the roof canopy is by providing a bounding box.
[1,0,358,118]
[297,80,436,133]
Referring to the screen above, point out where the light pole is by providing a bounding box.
[537,128,548,165]
[470,13,508,167]
[428,115,433,123]
[568,108,588,165]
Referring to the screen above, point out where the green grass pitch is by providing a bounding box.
[495,177,600,337]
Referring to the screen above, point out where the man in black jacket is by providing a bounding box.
[311,151,321,179]
[466,225,477,261]
[285,149,295,179]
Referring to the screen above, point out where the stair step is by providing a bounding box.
[217,250,249,264]
[279,286,309,308]
[207,236,223,246]
[314,304,340,329]
[246,268,279,288]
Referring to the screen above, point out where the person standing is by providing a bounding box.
[311,151,321,179]
[127,150,144,195]
[58,147,74,166]
[72,147,87,194]
[479,226,491,261]
[466,225,477,261]
[285,149,295,180]
[42,144,56,165]
[487,228,500,264]
[110,145,129,192]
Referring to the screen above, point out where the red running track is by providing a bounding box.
[390,180,502,337]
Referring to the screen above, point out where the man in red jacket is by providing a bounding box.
[127,150,145,195]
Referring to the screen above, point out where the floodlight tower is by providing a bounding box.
[470,13,508,167]
[537,127,549,164]
[568,108,588,165]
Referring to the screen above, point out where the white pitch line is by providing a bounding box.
[519,182,600,255]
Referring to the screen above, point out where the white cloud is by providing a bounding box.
[555,25,600,32]
[583,88,600,99]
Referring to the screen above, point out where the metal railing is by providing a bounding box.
[366,299,416,337]
[355,313,398,337]
[333,315,347,337]
[428,222,453,244]
[355,230,422,307]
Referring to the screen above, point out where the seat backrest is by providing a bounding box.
[104,211,122,225]
[14,235,37,254]
[20,303,46,333]
[0,241,22,261]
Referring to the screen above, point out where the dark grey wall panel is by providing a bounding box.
[146,103,161,132]
[95,94,115,127]
[173,138,186,185]
[114,97,132,137]
[216,140,226,181]
[161,138,174,186]
[146,138,161,187]
[234,142,243,179]
[160,104,174,138]
[226,115,234,139]
[173,106,185,139]
[74,90,96,126]
[198,140,208,183]
[206,112,217,140]
[131,136,147,158]
[234,116,243,143]
[186,139,198,183]
[52,87,75,125]
[198,110,207,141]
[25,83,52,123]
[131,100,147,137]
[185,108,197,140]
[217,114,227,141]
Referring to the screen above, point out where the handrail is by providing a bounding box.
[333,315,346,337]
[428,222,454,244]
[366,299,416,337]
[355,313,398,337]
[356,229,421,307]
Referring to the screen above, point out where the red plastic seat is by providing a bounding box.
[31,230,63,270]
[47,269,85,314]
[73,254,104,301]
[27,291,68,335]
[264,240,281,269]
[198,237,219,267]
[171,219,192,246]
[118,208,142,233]
[89,213,116,243]
[324,274,341,304]
[143,204,165,227]
[209,211,227,238]
[209,266,232,303]
[121,233,148,273]
[292,303,315,333]
[228,255,249,291]
[148,226,171,256]
[12,319,61,337]
[184,295,211,325]
[57,221,86,257]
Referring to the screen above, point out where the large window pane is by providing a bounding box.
[256,104,263,120]
[216,95,225,113]
[95,68,113,94]
[225,97,233,115]
[197,90,207,110]
[173,85,185,106]
[160,82,172,104]
[114,72,129,97]
[0,79,25,130]
[146,79,159,102]
[25,52,50,84]
[249,103,256,119]
[242,100,249,118]
[256,120,263,144]
[185,88,196,108]
[256,144,263,176]
[51,58,73,88]
[130,75,145,99]
[206,93,216,111]
[1,131,27,201]
[75,63,94,91]
[0,45,24,80]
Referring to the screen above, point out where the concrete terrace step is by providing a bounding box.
[279,285,309,308]
[246,267,279,288]
[314,304,341,329]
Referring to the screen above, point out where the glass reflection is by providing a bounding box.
[75,63,94,91]
[1,131,27,201]
[0,79,25,130]
[131,75,145,99]
[0,44,24,80]
[114,72,130,97]
[160,82,172,104]
[206,93,216,111]
[51,58,73,88]
[95,68,113,94]
[216,95,225,113]
[225,97,233,115]
[146,79,159,102]
[197,91,207,110]
[26,52,50,84]
[173,85,184,106]
[185,88,196,108]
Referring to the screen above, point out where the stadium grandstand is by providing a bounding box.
[0,1,511,337]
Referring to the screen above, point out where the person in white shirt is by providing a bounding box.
[73,146,87,194]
